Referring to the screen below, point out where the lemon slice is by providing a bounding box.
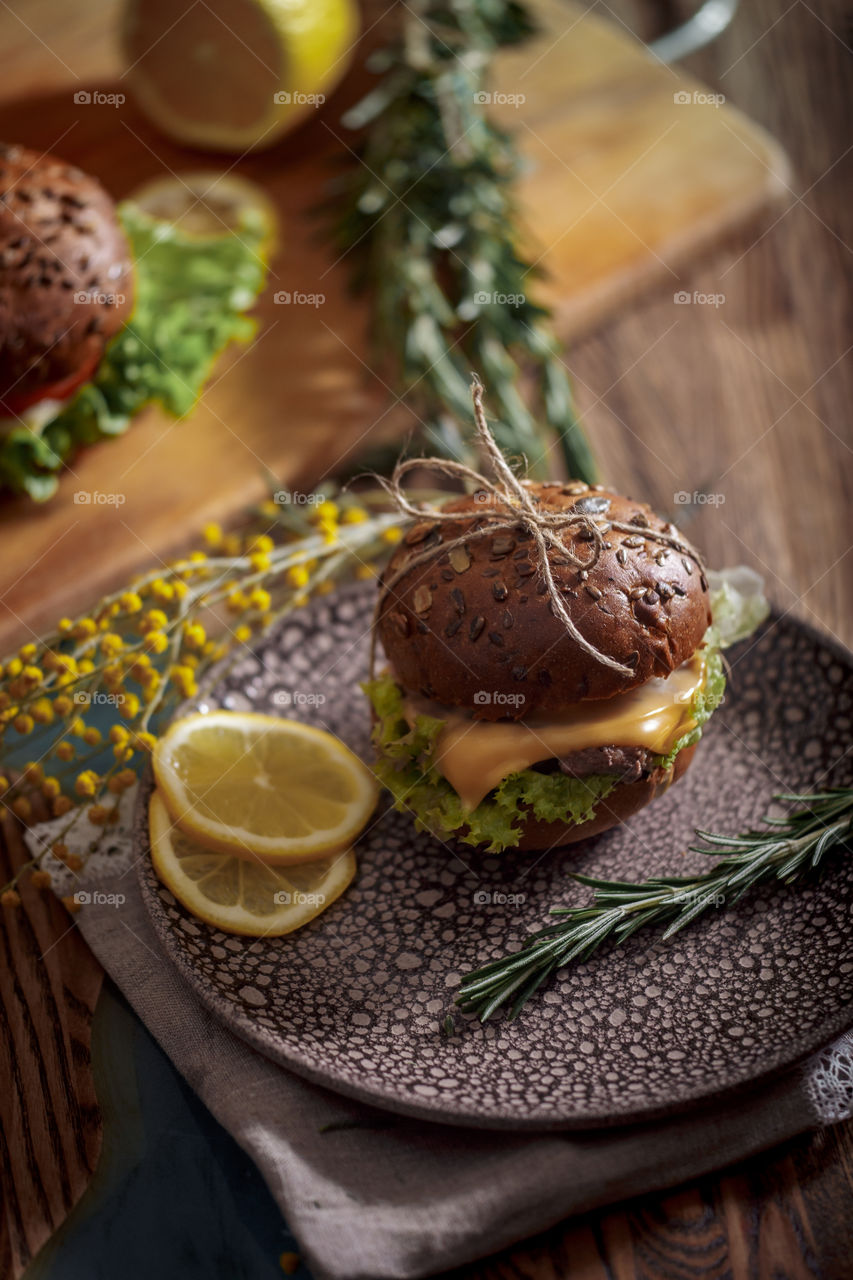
[152,711,378,862]
[121,0,359,153]
[129,172,278,251]
[149,790,355,935]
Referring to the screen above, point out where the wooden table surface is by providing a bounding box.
[2,0,852,1277]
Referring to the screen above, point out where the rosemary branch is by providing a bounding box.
[330,0,595,482]
[455,788,853,1022]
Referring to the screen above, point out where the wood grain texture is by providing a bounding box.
[442,1124,853,1279]
[0,811,102,1279]
[0,0,851,1276]
[442,0,853,1272]
[0,0,788,647]
[564,0,853,651]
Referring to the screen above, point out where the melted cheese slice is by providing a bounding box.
[404,655,705,811]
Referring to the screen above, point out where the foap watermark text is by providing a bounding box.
[74,291,126,306]
[273,291,325,307]
[673,490,725,507]
[73,490,125,506]
[474,290,526,307]
[673,90,725,107]
[473,889,527,907]
[274,489,324,506]
[473,91,526,107]
[74,690,126,707]
[273,91,325,106]
[272,690,326,708]
[674,290,725,307]
[73,891,126,907]
[74,90,125,108]
[672,890,725,909]
[473,691,525,708]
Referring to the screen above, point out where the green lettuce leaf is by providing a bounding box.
[363,674,616,853]
[707,566,769,648]
[0,201,269,500]
[494,769,616,825]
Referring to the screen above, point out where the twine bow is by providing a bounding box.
[372,378,703,679]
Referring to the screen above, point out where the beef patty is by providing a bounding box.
[556,744,653,783]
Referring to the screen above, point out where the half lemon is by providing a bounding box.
[121,0,359,152]
[149,790,355,935]
[152,710,378,862]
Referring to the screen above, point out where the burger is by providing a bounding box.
[0,144,134,427]
[365,480,728,853]
[0,142,269,500]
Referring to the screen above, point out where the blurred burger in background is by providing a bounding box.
[0,143,273,500]
[0,144,134,426]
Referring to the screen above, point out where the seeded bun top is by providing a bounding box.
[376,481,711,720]
[0,143,133,412]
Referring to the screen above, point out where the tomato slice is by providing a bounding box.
[0,351,101,419]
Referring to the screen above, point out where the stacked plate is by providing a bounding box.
[136,584,853,1129]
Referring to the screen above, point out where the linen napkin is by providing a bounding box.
[28,795,853,1280]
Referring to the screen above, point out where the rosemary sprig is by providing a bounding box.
[456,788,853,1022]
[330,0,595,482]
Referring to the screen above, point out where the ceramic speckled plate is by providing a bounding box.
[135,583,853,1129]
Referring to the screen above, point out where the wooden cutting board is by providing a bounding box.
[0,0,789,647]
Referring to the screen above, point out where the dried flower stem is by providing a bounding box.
[0,501,403,899]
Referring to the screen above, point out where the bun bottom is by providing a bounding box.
[464,744,697,852]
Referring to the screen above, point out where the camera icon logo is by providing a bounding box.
[673,290,691,304]
[273,291,291,304]
[73,90,92,104]
[473,690,491,705]
[673,491,691,505]
[272,690,293,707]
[673,91,691,105]
[473,91,491,104]
[274,91,292,104]
[73,891,91,906]
[274,891,292,905]
[73,490,91,504]
[473,890,491,905]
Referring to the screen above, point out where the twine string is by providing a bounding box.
[370,378,703,680]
